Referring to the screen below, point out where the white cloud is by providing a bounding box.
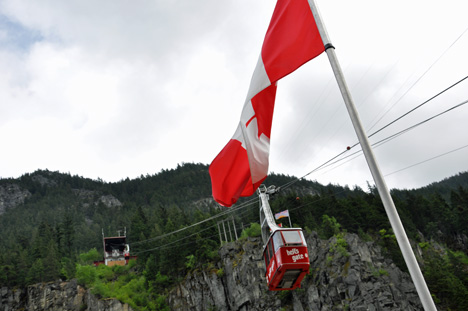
[0,0,467,190]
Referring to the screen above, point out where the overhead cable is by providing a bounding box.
[282,97,468,190]
[384,144,468,177]
[367,26,468,132]
[133,223,250,255]
[133,201,258,251]
[131,196,258,245]
[368,75,468,139]
[320,98,468,174]
[372,99,468,148]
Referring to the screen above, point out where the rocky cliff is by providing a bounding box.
[168,232,424,311]
[0,232,429,311]
[0,279,132,311]
[0,184,31,215]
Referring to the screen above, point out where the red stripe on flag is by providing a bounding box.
[209,139,267,207]
[262,0,324,82]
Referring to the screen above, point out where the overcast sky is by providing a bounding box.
[1,0,467,192]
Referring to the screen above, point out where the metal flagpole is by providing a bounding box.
[308,1,436,310]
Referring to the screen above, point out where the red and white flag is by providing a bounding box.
[209,0,325,207]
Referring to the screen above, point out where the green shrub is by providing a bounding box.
[75,264,96,286]
[334,234,349,257]
[329,233,349,258]
[418,242,430,250]
[185,254,196,270]
[60,257,76,280]
[91,280,112,297]
[240,223,261,238]
[96,264,114,281]
[321,215,341,239]
[75,254,170,311]
[79,248,102,264]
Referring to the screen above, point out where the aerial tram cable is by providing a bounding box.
[280,146,351,191]
[372,98,468,148]
[276,71,338,166]
[133,222,251,255]
[279,61,367,171]
[277,25,467,190]
[131,197,258,245]
[335,77,468,164]
[281,95,468,191]
[131,197,259,246]
[282,69,467,188]
[133,225,220,255]
[367,75,468,140]
[355,59,400,111]
[367,26,468,132]
[133,210,256,255]
[273,143,468,224]
[312,97,468,175]
[283,26,467,172]
[314,98,468,176]
[318,140,468,184]
[384,143,468,177]
[285,142,468,219]
[307,60,398,158]
[142,200,257,249]
[335,94,468,160]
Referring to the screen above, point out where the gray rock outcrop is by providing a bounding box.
[168,232,424,311]
[0,184,31,215]
[0,232,428,311]
[0,279,132,311]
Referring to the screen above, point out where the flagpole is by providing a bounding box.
[308,1,436,310]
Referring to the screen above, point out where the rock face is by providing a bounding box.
[98,194,123,208]
[31,174,58,187]
[1,232,425,311]
[0,279,132,311]
[168,232,424,311]
[0,184,31,215]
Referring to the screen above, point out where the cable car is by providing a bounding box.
[263,228,309,290]
[94,228,137,266]
[258,185,310,291]
[103,234,130,266]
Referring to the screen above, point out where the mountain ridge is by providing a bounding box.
[1,164,468,310]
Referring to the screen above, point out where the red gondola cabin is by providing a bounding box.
[263,228,309,290]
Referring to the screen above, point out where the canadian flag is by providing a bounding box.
[210,0,325,207]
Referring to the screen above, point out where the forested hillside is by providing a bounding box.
[1,164,468,310]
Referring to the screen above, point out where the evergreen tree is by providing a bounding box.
[61,213,75,257]
[27,259,45,284]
